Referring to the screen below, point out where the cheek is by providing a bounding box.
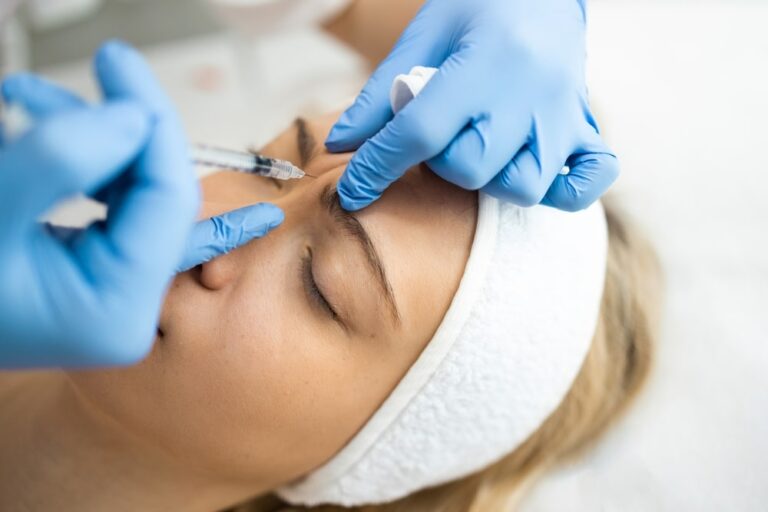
[67,252,382,482]
[65,264,295,472]
[210,276,378,476]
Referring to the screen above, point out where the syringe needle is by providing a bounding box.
[190,143,307,181]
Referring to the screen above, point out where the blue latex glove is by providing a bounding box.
[0,41,283,369]
[327,0,618,212]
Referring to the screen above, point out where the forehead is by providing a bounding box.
[306,145,477,335]
[362,168,476,340]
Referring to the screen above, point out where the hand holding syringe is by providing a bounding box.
[0,40,289,367]
[2,101,304,231]
[4,102,310,181]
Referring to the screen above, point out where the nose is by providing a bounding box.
[195,194,300,291]
[198,249,239,290]
[196,207,286,290]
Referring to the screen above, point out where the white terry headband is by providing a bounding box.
[277,68,609,506]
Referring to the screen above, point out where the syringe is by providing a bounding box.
[0,102,310,180]
[191,144,311,180]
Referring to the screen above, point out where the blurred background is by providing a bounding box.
[1,0,766,510]
[0,0,368,149]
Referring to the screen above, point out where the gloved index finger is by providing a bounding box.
[176,203,284,272]
[94,40,175,114]
[2,73,85,118]
[336,55,472,211]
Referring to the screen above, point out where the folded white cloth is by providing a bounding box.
[277,67,609,506]
[389,66,438,114]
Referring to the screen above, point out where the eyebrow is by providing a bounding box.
[320,184,401,326]
[295,117,315,167]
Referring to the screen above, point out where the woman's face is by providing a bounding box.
[69,112,476,488]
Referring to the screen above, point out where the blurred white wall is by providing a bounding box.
[21,0,221,68]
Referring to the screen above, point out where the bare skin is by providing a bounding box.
[324,0,425,65]
[0,112,476,512]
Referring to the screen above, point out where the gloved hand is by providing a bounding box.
[327,0,618,212]
[0,41,283,369]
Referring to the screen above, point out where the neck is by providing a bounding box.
[0,373,265,512]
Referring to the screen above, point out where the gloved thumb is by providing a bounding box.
[542,129,620,212]
[176,203,284,272]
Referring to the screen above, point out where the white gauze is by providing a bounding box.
[277,67,608,506]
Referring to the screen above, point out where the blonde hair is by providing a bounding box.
[231,202,662,512]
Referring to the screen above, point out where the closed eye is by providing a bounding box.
[301,248,343,327]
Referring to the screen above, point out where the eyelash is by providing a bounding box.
[301,249,341,323]
[269,175,338,324]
